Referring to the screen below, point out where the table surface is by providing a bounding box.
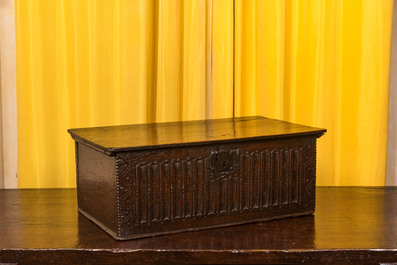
[1,187,397,264]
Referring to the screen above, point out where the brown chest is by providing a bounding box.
[68,116,326,240]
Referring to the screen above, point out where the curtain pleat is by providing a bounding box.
[211,0,234,118]
[16,0,212,188]
[16,0,393,187]
[234,0,393,186]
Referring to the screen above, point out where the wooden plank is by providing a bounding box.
[1,188,397,264]
[68,116,326,154]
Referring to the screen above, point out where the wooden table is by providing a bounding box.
[1,187,397,264]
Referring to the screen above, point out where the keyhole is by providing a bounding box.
[223,161,226,168]
[215,153,219,161]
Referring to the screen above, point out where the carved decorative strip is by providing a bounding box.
[116,140,317,235]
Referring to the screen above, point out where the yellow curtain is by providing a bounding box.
[16,0,220,188]
[16,0,392,188]
[232,0,393,186]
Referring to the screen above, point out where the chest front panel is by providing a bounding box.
[116,136,317,238]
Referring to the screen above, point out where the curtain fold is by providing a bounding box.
[16,0,393,188]
[16,0,213,188]
[234,0,393,185]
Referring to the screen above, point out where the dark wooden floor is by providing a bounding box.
[1,187,397,264]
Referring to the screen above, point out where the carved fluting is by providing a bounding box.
[116,141,317,235]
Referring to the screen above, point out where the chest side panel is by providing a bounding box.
[77,143,118,234]
[116,136,317,238]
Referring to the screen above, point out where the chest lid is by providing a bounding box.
[68,116,326,155]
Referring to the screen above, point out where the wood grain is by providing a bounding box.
[112,136,317,239]
[68,116,326,154]
[70,116,325,239]
[1,188,397,264]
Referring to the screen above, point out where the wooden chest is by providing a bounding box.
[68,116,326,240]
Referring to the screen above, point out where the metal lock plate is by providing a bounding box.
[210,150,233,172]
